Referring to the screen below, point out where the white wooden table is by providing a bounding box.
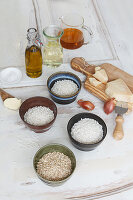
[0,1,133,199]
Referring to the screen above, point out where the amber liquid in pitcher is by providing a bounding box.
[25,45,42,78]
[60,28,84,49]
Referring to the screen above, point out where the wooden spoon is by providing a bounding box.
[0,88,14,102]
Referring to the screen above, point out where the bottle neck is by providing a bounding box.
[27,28,38,47]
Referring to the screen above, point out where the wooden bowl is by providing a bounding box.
[19,96,57,133]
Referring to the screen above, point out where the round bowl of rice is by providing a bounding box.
[33,143,76,186]
[19,96,57,133]
[47,72,81,104]
[67,113,107,151]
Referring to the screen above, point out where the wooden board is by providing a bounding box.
[71,57,133,110]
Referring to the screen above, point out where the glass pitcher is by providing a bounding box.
[60,13,93,49]
[43,25,64,67]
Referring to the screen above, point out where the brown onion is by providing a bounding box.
[77,99,95,111]
[104,98,115,114]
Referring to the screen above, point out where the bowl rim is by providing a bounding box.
[19,96,57,129]
[33,143,76,183]
[67,112,107,146]
[47,71,82,98]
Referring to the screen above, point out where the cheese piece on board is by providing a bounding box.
[93,69,108,83]
[89,77,101,87]
[95,66,101,72]
[105,79,133,103]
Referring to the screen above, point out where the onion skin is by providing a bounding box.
[77,99,95,111]
[104,98,115,114]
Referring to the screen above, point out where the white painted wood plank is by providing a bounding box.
[36,0,117,63]
[0,85,133,199]
[97,0,133,75]
[0,60,121,88]
[0,0,118,68]
[0,0,36,68]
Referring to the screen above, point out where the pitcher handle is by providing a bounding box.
[82,25,93,45]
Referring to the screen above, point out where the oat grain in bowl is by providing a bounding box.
[24,106,54,126]
[51,79,78,96]
[71,118,103,144]
[37,151,72,181]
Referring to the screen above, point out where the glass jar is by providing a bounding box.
[25,28,42,78]
[43,25,64,67]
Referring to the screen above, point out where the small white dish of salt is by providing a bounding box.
[0,67,22,84]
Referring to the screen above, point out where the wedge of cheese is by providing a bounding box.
[105,79,133,103]
[89,77,101,87]
[95,66,101,72]
[93,69,108,83]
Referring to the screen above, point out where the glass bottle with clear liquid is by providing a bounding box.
[25,28,42,78]
[43,25,64,67]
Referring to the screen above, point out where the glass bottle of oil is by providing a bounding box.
[43,25,64,67]
[25,28,42,78]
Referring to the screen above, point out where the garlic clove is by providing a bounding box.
[4,98,22,110]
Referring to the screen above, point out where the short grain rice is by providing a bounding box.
[51,80,78,96]
[24,106,54,126]
[71,118,103,144]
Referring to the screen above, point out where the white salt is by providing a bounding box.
[24,106,54,126]
[51,80,78,96]
[71,118,103,144]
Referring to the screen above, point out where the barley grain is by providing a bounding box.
[37,152,72,181]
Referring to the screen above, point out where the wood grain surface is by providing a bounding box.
[71,57,133,92]
[0,88,14,101]
[71,57,133,111]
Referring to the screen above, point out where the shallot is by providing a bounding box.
[104,98,115,114]
[77,99,95,111]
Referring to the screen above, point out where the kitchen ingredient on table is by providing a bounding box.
[105,79,133,103]
[43,25,63,67]
[71,118,103,144]
[93,69,108,83]
[37,152,72,181]
[89,77,101,87]
[51,80,78,96]
[104,98,115,114]
[24,106,54,126]
[77,99,95,111]
[43,41,63,67]
[71,57,133,112]
[60,28,84,49]
[4,98,21,110]
[95,66,101,71]
[25,28,42,78]
[0,67,22,84]
[60,13,92,49]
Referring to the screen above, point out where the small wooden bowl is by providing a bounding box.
[19,96,57,133]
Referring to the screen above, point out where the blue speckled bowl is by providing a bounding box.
[47,72,81,104]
